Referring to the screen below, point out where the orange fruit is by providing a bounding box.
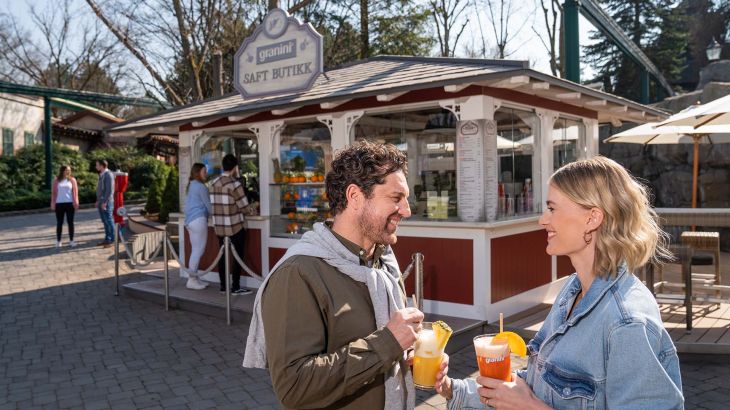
[287,212,296,219]
[283,192,292,201]
[493,331,527,358]
[282,175,290,183]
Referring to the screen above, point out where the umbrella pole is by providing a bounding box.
[692,139,698,209]
[691,138,699,231]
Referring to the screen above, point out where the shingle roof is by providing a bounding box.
[107,55,666,133]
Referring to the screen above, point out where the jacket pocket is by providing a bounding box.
[541,363,597,409]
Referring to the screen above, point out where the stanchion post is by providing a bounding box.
[114,223,120,296]
[225,236,231,326]
[414,252,424,311]
[163,232,169,312]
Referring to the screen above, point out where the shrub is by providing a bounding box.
[144,167,167,215]
[129,156,169,193]
[159,166,179,223]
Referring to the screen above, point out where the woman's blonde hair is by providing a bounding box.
[549,156,670,278]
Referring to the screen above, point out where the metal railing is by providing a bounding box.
[114,226,427,324]
[113,223,261,325]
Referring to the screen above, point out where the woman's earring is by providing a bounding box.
[583,231,593,244]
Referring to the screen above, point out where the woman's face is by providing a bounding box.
[538,184,594,257]
[198,167,207,181]
[64,167,71,178]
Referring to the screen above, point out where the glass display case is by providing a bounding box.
[354,108,458,221]
[270,121,331,238]
[495,107,539,220]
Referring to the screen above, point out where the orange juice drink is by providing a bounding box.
[413,321,452,389]
[474,334,511,381]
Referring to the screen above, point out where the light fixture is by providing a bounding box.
[706,37,722,61]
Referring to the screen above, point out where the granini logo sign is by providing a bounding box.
[234,8,323,99]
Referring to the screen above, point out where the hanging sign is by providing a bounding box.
[234,8,323,99]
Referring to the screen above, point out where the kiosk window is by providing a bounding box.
[193,131,260,204]
[270,121,331,238]
[494,107,539,219]
[553,118,585,170]
[354,108,457,221]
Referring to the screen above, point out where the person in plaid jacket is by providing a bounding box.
[209,154,253,295]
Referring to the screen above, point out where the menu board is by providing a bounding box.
[456,120,485,222]
[483,119,498,221]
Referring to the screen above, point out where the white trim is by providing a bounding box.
[376,91,407,102]
[444,83,472,93]
[320,100,350,109]
[555,92,581,100]
[489,75,530,89]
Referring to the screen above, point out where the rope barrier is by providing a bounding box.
[229,244,265,282]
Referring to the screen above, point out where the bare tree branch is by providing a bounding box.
[84,0,184,105]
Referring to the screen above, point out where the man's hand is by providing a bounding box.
[51,204,55,211]
[386,307,424,350]
[101,202,107,211]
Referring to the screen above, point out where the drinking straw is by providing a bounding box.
[499,313,503,333]
[411,294,418,309]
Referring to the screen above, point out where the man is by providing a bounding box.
[95,159,114,248]
[244,141,423,409]
[209,154,252,295]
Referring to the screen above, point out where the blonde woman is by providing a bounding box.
[51,165,79,248]
[437,156,683,409]
[183,163,212,290]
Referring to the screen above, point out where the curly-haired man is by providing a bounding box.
[245,141,424,409]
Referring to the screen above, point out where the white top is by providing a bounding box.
[56,179,73,203]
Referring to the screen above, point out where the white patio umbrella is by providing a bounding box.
[605,121,730,208]
[658,94,730,128]
[497,135,521,150]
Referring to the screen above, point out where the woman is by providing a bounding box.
[436,156,683,409]
[184,163,213,290]
[51,165,79,248]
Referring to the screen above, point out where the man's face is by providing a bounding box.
[358,171,411,246]
[95,162,103,173]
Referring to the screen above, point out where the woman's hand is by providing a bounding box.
[476,374,550,410]
[434,353,452,400]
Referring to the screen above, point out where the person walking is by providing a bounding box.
[209,154,252,295]
[95,159,114,248]
[50,165,79,248]
[183,163,212,290]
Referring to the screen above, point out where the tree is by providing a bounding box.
[0,0,128,107]
[483,0,532,59]
[583,0,687,101]
[430,0,470,57]
[159,166,179,223]
[533,0,564,77]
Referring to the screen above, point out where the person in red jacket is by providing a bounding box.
[51,165,79,248]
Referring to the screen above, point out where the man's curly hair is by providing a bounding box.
[325,141,408,215]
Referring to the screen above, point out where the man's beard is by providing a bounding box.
[358,204,397,246]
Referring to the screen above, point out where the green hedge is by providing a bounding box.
[0,144,171,213]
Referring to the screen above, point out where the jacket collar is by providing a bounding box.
[559,264,629,326]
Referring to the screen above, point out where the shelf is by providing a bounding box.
[270,182,325,186]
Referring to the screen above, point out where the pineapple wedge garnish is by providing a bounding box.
[432,320,453,351]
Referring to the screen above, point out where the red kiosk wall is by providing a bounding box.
[490,230,551,303]
[394,236,474,305]
[184,227,262,276]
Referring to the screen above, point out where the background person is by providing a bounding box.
[95,159,115,248]
[183,163,212,290]
[437,156,683,410]
[50,165,79,248]
[209,154,252,295]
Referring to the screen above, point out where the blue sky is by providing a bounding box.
[2,0,598,97]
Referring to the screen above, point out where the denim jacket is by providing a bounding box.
[449,265,684,409]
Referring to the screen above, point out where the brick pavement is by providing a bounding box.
[1,209,729,409]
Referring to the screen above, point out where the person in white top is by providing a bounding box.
[51,165,79,248]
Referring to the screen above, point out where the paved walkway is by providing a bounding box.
[1,210,728,409]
